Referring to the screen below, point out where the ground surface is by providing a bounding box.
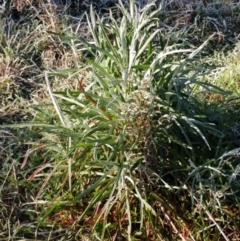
[1,0,240,240]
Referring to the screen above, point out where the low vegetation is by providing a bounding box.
[0,0,240,240]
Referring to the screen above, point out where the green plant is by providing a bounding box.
[28,0,231,239]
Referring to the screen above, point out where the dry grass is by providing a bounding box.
[1,1,240,240]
